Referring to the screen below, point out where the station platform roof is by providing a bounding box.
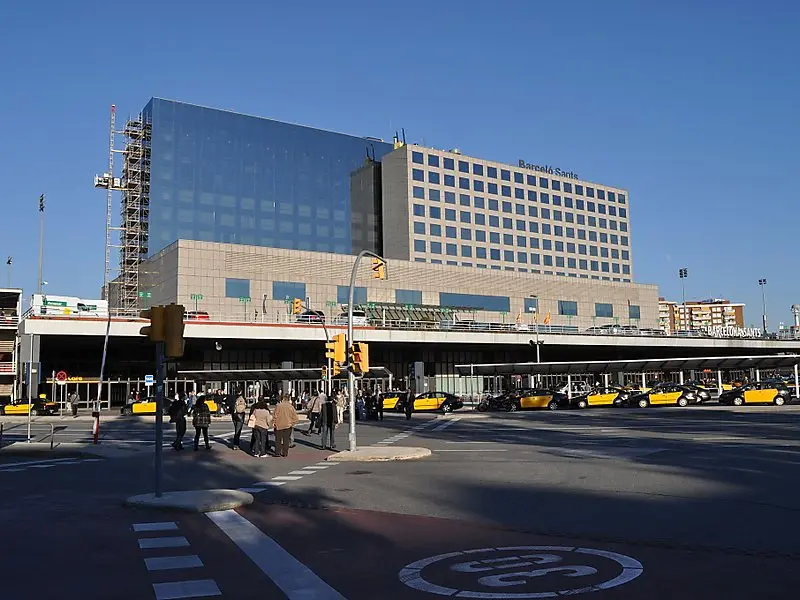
[455,354,800,376]
[179,366,393,381]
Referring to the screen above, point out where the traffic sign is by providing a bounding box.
[144,374,154,386]
[399,546,643,598]
[55,370,68,385]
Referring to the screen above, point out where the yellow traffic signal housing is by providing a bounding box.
[292,298,303,314]
[371,257,386,280]
[332,362,341,376]
[321,365,328,379]
[351,341,369,374]
[163,303,186,359]
[325,333,347,363]
[139,306,166,342]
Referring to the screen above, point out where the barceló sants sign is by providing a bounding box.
[518,159,579,180]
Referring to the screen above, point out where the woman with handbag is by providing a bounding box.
[248,399,273,458]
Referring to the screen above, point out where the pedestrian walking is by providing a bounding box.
[192,397,212,451]
[304,390,323,435]
[168,395,187,450]
[404,389,414,420]
[272,394,299,457]
[376,392,384,421]
[69,391,79,418]
[248,399,273,458]
[319,393,338,450]
[335,390,345,424]
[230,392,247,450]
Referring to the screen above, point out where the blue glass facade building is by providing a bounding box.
[142,98,393,256]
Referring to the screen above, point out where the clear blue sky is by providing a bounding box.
[2,0,798,326]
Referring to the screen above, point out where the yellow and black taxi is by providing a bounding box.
[719,380,792,406]
[681,380,714,403]
[572,386,631,409]
[508,388,570,411]
[407,391,464,413]
[378,391,405,411]
[0,397,58,416]
[120,396,167,416]
[627,383,700,408]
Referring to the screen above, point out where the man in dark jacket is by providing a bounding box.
[404,389,414,420]
[169,396,187,451]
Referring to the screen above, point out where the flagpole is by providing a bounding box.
[37,194,45,295]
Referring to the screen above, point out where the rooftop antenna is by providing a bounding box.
[401,128,406,144]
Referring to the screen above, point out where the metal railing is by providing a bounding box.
[23,307,780,340]
[0,422,56,449]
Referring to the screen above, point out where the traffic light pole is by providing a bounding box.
[346,249,385,452]
[154,342,165,498]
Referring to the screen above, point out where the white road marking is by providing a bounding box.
[304,465,330,470]
[239,487,268,493]
[254,481,286,486]
[271,476,302,481]
[138,537,190,549]
[133,522,178,532]
[0,457,88,469]
[315,462,339,467]
[145,555,203,571]
[288,470,317,475]
[153,579,221,600]
[433,417,462,432]
[207,510,346,600]
[444,441,492,444]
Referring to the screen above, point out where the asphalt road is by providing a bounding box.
[2,406,800,599]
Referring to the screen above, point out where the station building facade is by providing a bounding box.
[141,240,658,330]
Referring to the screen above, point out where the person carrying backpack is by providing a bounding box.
[230,392,248,450]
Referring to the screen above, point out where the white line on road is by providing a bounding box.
[254,481,286,486]
[145,555,203,571]
[433,417,462,431]
[444,441,492,444]
[133,522,178,532]
[0,457,89,469]
[304,465,330,470]
[271,476,302,481]
[138,537,190,549]
[153,579,221,600]
[288,470,317,476]
[208,509,346,600]
[239,487,268,493]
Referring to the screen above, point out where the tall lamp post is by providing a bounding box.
[758,278,768,334]
[678,268,688,331]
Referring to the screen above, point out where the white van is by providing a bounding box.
[333,310,368,326]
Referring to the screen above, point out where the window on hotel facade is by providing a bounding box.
[429,189,440,201]
[412,151,424,164]
[337,286,366,304]
[226,278,251,299]
[443,157,454,170]
[272,280,303,301]
[430,241,442,254]
[444,174,455,187]
[595,303,613,318]
[487,166,497,178]
[414,239,426,252]
[552,180,561,191]
[428,154,439,167]
[412,168,424,181]
[429,172,440,184]
[396,289,423,305]
[629,304,641,320]
[558,300,578,316]
[440,292,510,312]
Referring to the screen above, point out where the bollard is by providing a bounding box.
[92,411,100,444]
[50,423,55,450]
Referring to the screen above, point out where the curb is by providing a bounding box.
[125,489,254,513]
[325,446,431,462]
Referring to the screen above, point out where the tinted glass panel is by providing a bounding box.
[226,278,251,299]
[272,280,304,300]
[336,285,367,304]
[595,303,613,318]
[440,292,510,312]
[396,289,423,305]
[558,300,578,316]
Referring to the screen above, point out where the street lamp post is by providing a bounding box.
[758,278,768,334]
[346,249,387,452]
[679,268,688,331]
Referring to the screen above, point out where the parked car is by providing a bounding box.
[719,381,791,406]
[572,386,631,409]
[332,310,368,326]
[295,310,325,323]
[507,388,570,411]
[627,383,700,408]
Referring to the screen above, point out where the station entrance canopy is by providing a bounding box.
[455,354,800,377]
[179,366,394,382]
[355,302,475,323]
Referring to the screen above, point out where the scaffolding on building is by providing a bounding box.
[95,106,152,313]
[118,114,151,312]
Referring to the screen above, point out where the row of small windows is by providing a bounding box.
[410,152,626,203]
[412,225,630,259]
[411,187,627,219]
[414,259,631,282]
[412,203,628,235]
[231,279,637,317]
[411,241,630,274]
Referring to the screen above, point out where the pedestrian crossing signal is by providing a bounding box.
[292,298,303,314]
[371,258,386,280]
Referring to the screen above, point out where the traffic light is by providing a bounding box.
[321,365,328,380]
[139,306,166,342]
[325,333,346,363]
[163,303,186,359]
[351,342,369,374]
[292,297,303,314]
[371,257,386,280]
[332,362,341,376]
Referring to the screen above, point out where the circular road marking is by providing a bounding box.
[398,545,644,598]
